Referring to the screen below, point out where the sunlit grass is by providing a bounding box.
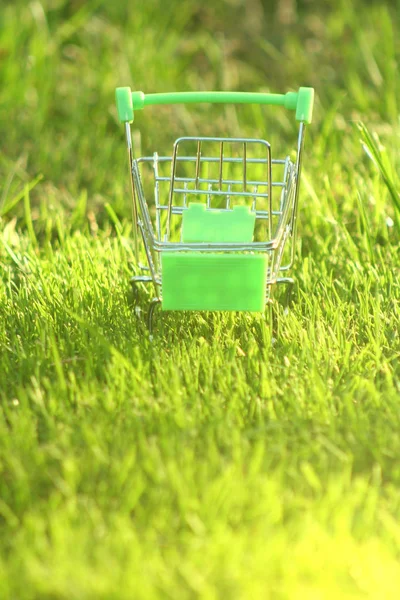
[0,0,400,598]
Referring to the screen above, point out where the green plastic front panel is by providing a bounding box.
[161,253,268,311]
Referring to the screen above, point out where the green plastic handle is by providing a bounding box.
[115,86,314,124]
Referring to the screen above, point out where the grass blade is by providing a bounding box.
[358,122,400,220]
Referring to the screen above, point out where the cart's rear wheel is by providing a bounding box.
[130,281,140,307]
[265,299,278,340]
[147,298,162,336]
[276,277,294,308]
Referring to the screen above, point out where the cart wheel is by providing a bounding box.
[130,281,139,306]
[266,299,279,341]
[275,277,295,313]
[283,278,294,309]
[147,298,161,336]
[128,281,143,318]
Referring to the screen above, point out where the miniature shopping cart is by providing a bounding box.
[115,86,314,330]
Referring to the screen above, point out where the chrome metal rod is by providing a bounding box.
[156,205,282,217]
[267,144,273,240]
[153,152,161,241]
[154,175,285,188]
[288,122,306,268]
[195,140,201,189]
[171,187,270,199]
[138,222,160,298]
[138,155,287,165]
[166,141,179,241]
[125,122,139,263]
[243,142,247,192]
[219,141,224,191]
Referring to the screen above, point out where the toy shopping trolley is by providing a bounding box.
[115,86,314,330]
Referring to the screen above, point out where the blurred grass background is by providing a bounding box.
[2,0,400,207]
[1,0,400,598]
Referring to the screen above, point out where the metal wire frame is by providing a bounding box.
[125,127,307,311]
[166,137,273,241]
[136,165,292,246]
[150,156,291,244]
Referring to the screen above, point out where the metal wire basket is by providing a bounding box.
[115,87,314,330]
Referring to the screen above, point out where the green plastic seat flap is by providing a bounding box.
[181,203,256,243]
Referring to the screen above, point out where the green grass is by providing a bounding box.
[1,0,400,597]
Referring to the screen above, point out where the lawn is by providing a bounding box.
[1,0,400,598]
